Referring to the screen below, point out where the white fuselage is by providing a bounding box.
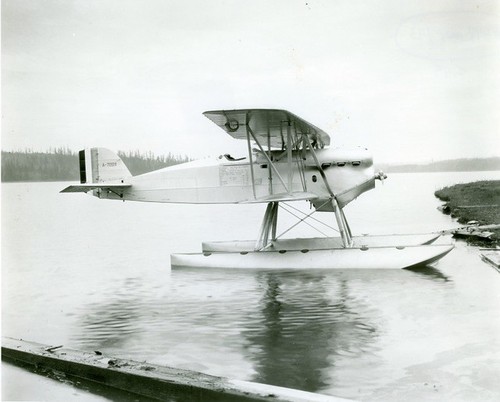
[96,147,375,210]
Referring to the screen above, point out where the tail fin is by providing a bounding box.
[79,148,132,184]
[61,148,132,197]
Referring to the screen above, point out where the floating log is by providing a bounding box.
[2,337,349,402]
[439,223,499,240]
[454,205,500,209]
[475,224,500,230]
[480,250,500,272]
[451,228,494,240]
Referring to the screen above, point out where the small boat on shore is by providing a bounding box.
[448,222,495,241]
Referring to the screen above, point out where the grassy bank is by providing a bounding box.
[435,180,500,245]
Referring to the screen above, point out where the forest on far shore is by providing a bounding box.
[1,148,190,182]
[1,149,499,182]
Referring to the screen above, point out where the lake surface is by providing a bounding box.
[2,171,500,401]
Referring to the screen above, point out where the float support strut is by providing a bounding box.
[255,202,279,251]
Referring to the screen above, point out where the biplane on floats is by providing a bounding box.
[61,109,453,269]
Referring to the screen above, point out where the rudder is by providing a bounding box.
[79,148,132,184]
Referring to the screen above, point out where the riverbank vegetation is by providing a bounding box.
[435,180,500,245]
[1,149,190,182]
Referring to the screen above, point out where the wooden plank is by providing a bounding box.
[454,205,499,208]
[440,224,500,235]
[480,251,500,272]
[2,337,349,402]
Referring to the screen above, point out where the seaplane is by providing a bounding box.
[61,108,453,269]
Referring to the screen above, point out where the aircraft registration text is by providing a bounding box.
[219,165,249,186]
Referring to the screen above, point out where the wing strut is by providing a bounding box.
[287,121,293,192]
[245,123,257,199]
[267,124,273,195]
[303,133,353,248]
[246,124,289,194]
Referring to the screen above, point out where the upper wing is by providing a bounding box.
[60,183,131,193]
[203,109,330,149]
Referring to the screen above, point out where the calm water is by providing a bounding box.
[2,172,500,401]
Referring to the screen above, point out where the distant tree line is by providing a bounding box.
[1,148,190,182]
[2,149,499,182]
[117,150,190,176]
[376,157,500,173]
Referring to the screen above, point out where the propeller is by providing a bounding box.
[375,170,387,183]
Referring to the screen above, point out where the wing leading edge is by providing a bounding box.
[203,109,330,149]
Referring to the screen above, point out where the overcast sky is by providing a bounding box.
[2,0,499,163]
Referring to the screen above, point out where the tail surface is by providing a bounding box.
[61,148,132,197]
[79,148,132,184]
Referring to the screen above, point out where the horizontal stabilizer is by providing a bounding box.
[241,191,318,204]
[60,184,131,193]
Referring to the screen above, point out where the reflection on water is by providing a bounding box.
[75,277,144,350]
[71,270,391,392]
[243,272,379,391]
[69,267,456,396]
[405,265,451,282]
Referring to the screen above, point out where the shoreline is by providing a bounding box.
[435,180,500,246]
